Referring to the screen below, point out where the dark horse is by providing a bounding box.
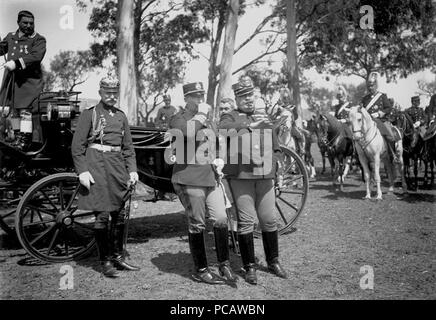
[312,113,354,191]
[307,117,330,175]
[388,109,425,190]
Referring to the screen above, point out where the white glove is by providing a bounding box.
[413,121,420,128]
[212,158,225,177]
[79,171,95,190]
[371,112,379,118]
[129,172,139,185]
[340,119,347,123]
[4,60,16,71]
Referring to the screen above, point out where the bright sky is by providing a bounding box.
[1,0,434,112]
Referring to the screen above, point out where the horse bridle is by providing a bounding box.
[352,112,379,150]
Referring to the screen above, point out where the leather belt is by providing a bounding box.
[89,143,122,152]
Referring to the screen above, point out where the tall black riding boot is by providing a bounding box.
[238,232,257,285]
[94,228,119,278]
[188,231,225,285]
[213,226,237,282]
[262,230,288,279]
[111,221,140,271]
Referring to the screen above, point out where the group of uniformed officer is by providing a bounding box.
[330,72,435,162]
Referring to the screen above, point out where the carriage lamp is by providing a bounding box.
[46,103,77,120]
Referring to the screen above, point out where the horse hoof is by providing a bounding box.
[363,196,371,200]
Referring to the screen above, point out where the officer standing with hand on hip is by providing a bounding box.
[71,75,140,278]
[219,77,288,285]
[169,81,236,285]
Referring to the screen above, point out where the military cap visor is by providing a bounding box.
[183,82,205,96]
[232,83,254,97]
[411,96,420,101]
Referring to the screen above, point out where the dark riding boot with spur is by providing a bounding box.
[189,231,225,285]
[213,226,237,283]
[111,222,140,271]
[238,232,257,285]
[94,228,119,278]
[262,231,288,279]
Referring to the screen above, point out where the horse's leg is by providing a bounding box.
[361,160,371,199]
[374,154,383,200]
[413,155,419,190]
[342,156,351,181]
[320,149,326,174]
[338,158,344,192]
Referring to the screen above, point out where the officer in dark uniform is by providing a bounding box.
[406,96,426,136]
[331,85,354,139]
[71,76,140,278]
[169,82,236,285]
[218,77,287,285]
[0,10,46,150]
[155,94,177,128]
[361,72,398,161]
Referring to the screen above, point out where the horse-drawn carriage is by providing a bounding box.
[0,91,309,263]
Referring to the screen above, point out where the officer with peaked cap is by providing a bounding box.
[169,81,236,285]
[71,75,140,278]
[361,72,399,162]
[406,96,426,130]
[218,76,288,285]
[0,10,46,151]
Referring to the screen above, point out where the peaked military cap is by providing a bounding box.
[411,95,420,101]
[100,74,120,90]
[232,76,254,97]
[183,82,205,96]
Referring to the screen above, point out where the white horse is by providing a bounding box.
[348,106,401,200]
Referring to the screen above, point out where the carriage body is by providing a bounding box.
[1,91,309,263]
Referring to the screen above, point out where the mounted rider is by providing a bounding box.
[405,95,426,138]
[332,85,353,139]
[0,10,46,151]
[423,93,436,141]
[361,72,400,162]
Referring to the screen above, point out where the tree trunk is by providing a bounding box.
[216,0,240,121]
[286,0,301,126]
[206,10,226,107]
[117,0,138,124]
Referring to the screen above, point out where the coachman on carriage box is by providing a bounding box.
[0,10,46,151]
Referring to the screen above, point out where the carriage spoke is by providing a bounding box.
[72,211,95,219]
[65,184,80,211]
[29,223,56,246]
[22,219,56,228]
[1,209,16,219]
[46,228,60,255]
[277,196,298,212]
[26,205,57,217]
[275,203,289,225]
[37,190,59,213]
[59,181,65,211]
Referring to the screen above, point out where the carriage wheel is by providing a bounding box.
[15,173,96,263]
[253,146,309,238]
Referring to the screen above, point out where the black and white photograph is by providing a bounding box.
[0,0,435,305]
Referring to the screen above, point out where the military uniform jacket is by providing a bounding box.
[218,110,281,180]
[425,94,436,124]
[71,102,137,212]
[156,105,177,126]
[333,101,351,120]
[405,105,425,124]
[169,108,217,187]
[0,30,46,109]
[361,92,392,121]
